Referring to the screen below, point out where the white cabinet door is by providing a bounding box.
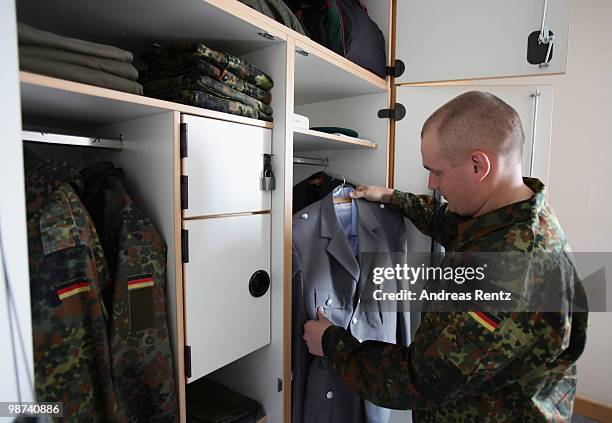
[395,0,569,83]
[183,214,271,382]
[182,114,272,217]
[394,85,553,187]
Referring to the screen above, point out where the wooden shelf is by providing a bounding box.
[16,0,286,57]
[20,72,273,129]
[207,1,389,104]
[16,0,388,107]
[293,38,388,106]
[293,128,377,152]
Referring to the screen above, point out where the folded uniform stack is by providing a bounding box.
[18,24,142,95]
[186,378,265,422]
[237,0,307,36]
[140,42,274,122]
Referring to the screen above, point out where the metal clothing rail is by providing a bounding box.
[22,130,123,150]
[293,156,328,166]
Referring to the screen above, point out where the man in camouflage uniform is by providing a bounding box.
[80,162,178,422]
[303,91,588,421]
[24,149,124,422]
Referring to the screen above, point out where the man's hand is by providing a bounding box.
[303,307,334,357]
[350,184,395,203]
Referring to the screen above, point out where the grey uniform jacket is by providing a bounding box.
[292,191,411,423]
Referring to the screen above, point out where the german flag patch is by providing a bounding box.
[127,274,154,291]
[468,310,501,332]
[56,279,91,301]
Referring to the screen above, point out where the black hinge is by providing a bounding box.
[180,175,188,210]
[378,103,406,121]
[180,123,188,158]
[181,229,189,263]
[184,345,192,378]
[385,59,405,78]
[277,378,283,392]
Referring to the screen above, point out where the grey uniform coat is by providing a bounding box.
[292,191,411,423]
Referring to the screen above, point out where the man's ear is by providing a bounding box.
[470,151,491,182]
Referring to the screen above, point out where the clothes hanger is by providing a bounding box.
[332,175,353,204]
[305,174,324,186]
[305,160,329,186]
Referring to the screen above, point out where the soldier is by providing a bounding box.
[303,91,588,421]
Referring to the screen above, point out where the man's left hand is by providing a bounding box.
[304,307,334,357]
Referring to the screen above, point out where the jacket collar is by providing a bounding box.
[456,177,546,246]
[320,191,381,281]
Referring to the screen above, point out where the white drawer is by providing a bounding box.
[182,114,272,217]
[183,213,271,382]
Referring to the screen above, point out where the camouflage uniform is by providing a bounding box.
[142,42,274,91]
[152,89,272,121]
[80,162,178,422]
[24,150,124,422]
[141,43,273,121]
[144,74,273,117]
[237,0,308,35]
[140,59,272,105]
[321,178,588,422]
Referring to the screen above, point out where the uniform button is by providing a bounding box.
[379,203,385,208]
[358,338,363,343]
[325,298,333,306]
[301,213,309,219]
[352,317,358,324]
[326,390,334,399]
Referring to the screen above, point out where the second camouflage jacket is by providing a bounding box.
[81,162,178,422]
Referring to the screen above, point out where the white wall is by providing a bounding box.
[0,0,34,410]
[548,0,612,405]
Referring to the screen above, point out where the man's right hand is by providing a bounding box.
[350,185,395,203]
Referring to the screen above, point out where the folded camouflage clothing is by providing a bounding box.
[144,74,273,117]
[142,42,274,91]
[237,0,307,36]
[140,58,272,105]
[153,89,272,122]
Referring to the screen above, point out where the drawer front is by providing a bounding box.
[182,114,272,217]
[183,214,271,382]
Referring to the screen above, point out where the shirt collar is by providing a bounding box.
[456,177,546,245]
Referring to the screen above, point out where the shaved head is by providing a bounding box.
[422,91,525,166]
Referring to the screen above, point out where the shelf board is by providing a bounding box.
[16,0,286,57]
[293,128,377,152]
[17,0,388,107]
[209,0,389,104]
[20,72,273,129]
[293,38,388,106]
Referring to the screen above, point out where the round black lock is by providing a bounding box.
[249,270,270,298]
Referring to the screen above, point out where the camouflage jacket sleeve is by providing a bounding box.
[388,190,459,248]
[322,309,572,410]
